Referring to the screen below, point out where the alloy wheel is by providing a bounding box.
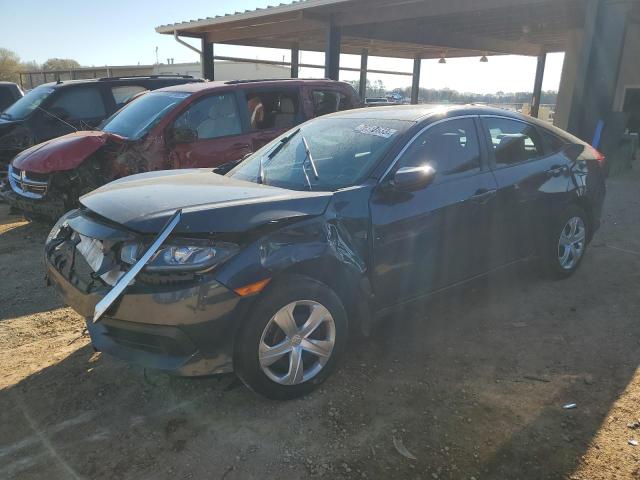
[557,216,586,270]
[258,300,336,385]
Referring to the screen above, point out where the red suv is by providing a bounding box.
[3,79,360,220]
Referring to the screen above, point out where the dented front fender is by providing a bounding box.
[214,185,375,327]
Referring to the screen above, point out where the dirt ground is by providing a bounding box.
[0,167,639,480]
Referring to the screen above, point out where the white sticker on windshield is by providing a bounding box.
[162,92,191,99]
[354,124,398,138]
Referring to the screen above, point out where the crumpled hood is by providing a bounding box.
[11,130,120,174]
[80,169,333,234]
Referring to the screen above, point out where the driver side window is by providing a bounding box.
[172,93,242,141]
[397,118,481,180]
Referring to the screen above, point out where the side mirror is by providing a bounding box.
[390,165,436,191]
[168,126,198,144]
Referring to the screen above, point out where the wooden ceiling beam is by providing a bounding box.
[331,0,553,27]
[205,16,325,43]
[344,22,545,56]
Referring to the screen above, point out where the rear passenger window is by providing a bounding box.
[483,117,545,166]
[312,90,351,117]
[172,93,242,140]
[540,130,567,154]
[111,85,148,108]
[244,90,300,130]
[49,87,106,119]
[398,118,481,178]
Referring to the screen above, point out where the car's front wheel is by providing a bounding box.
[546,204,589,278]
[235,275,347,400]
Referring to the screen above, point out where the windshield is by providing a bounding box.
[101,91,190,140]
[1,85,54,120]
[229,117,411,191]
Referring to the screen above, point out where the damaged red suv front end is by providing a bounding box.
[3,130,139,220]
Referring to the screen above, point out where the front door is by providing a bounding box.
[168,92,253,169]
[35,85,108,140]
[370,117,499,308]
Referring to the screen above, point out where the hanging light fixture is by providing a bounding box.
[480,53,489,63]
[438,53,447,64]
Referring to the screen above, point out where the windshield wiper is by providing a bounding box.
[36,106,78,132]
[257,128,301,184]
[301,135,319,180]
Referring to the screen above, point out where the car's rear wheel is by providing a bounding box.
[546,204,589,278]
[235,275,347,400]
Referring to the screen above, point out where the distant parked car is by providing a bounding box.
[365,97,389,106]
[44,105,606,399]
[0,81,23,111]
[3,78,361,220]
[0,75,203,184]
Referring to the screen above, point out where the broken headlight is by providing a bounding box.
[46,209,80,244]
[120,240,239,273]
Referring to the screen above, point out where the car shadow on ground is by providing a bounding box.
[0,208,62,321]
[1,254,638,479]
[365,257,639,478]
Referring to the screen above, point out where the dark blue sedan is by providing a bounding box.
[44,105,606,399]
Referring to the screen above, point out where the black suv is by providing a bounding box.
[0,81,23,111]
[45,105,606,399]
[0,75,202,182]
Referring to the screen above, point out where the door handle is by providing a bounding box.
[470,188,497,204]
[546,165,568,177]
[232,143,251,150]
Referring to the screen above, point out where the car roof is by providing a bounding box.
[157,78,353,94]
[319,104,545,123]
[34,77,198,89]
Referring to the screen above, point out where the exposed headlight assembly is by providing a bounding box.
[121,239,238,272]
[46,209,80,244]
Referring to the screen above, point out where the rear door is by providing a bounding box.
[479,115,572,263]
[167,91,254,168]
[239,86,303,152]
[370,116,499,307]
[307,88,355,118]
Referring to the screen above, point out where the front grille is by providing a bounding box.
[8,164,49,199]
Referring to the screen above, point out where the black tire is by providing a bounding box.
[545,204,589,278]
[234,275,348,400]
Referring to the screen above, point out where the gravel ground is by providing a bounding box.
[0,166,639,480]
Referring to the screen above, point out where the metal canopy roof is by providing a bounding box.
[156,0,589,59]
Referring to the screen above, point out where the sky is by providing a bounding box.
[1,0,565,94]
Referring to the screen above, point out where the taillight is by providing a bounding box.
[587,144,606,164]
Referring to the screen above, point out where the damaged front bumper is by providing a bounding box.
[45,211,252,376]
[0,188,66,220]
